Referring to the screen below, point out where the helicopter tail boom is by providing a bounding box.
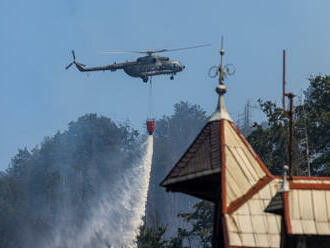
[65,50,129,72]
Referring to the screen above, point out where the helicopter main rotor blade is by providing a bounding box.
[72,50,76,60]
[102,50,146,55]
[102,44,210,55]
[153,44,211,53]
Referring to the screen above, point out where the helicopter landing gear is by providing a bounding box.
[170,75,174,80]
[142,76,148,83]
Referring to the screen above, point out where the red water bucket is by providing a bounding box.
[146,120,155,135]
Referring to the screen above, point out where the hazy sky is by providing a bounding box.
[1,0,330,170]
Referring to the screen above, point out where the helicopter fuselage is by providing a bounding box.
[70,54,185,83]
[122,55,185,82]
[66,44,209,82]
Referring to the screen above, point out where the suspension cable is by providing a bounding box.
[148,77,153,120]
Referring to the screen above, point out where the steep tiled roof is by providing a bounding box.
[226,179,281,247]
[161,90,282,247]
[222,120,272,212]
[161,120,221,187]
[282,179,330,235]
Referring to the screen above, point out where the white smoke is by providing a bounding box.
[50,135,153,248]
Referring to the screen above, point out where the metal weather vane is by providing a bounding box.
[208,37,236,81]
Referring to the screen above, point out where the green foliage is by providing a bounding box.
[165,231,185,248]
[248,75,330,176]
[301,75,330,175]
[137,200,214,248]
[137,224,168,248]
[176,200,214,248]
[247,99,293,175]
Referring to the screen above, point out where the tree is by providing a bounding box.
[300,75,330,175]
[0,114,141,248]
[248,74,330,176]
[137,200,214,248]
[175,201,214,248]
[137,224,167,248]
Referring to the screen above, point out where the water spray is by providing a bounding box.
[49,135,154,248]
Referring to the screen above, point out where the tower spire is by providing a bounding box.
[209,36,232,122]
[219,36,225,86]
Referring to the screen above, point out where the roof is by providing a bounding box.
[226,179,282,248]
[161,84,272,197]
[265,191,284,215]
[266,176,330,236]
[221,120,272,213]
[161,120,221,186]
[282,179,330,236]
[221,119,282,247]
[161,82,283,247]
[160,85,229,193]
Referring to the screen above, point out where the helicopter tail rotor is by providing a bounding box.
[65,50,76,70]
[65,50,86,70]
[65,62,74,70]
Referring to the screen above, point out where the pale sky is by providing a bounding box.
[1,0,330,169]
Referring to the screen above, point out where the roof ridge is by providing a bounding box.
[226,175,274,214]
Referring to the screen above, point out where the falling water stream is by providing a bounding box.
[51,135,154,248]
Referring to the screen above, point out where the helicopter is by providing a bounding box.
[65,45,209,83]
